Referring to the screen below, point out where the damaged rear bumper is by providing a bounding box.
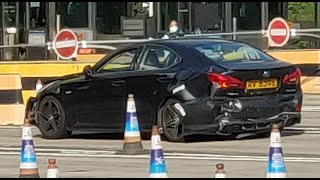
[182,111,301,136]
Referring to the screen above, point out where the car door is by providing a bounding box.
[124,45,181,131]
[73,47,143,130]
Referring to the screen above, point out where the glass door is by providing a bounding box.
[1,2,19,60]
[191,2,224,33]
[157,2,178,33]
[177,2,191,33]
[232,2,261,30]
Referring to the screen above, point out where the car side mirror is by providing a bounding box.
[83,65,93,79]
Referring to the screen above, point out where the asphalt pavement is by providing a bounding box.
[0,93,319,178]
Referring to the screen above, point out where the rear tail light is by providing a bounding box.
[208,73,245,89]
[283,68,301,85]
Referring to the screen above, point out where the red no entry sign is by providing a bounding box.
[267,18,290,47]
[53,29,78,59]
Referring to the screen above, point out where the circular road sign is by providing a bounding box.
[267,18,290,47]
[53,29,78,59]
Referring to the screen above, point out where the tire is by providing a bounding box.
[37,96,71,139]
[159,99,185,142]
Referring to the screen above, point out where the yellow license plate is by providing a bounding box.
[246,79,278,90]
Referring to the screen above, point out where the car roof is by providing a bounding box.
[134,38,238,49]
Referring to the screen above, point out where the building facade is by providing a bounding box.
[1,2,319,60]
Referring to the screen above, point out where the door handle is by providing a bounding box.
[156,76,172,83]
[112,80,126,87]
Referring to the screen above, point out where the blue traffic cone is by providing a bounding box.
[149,126,168,178]
[117,94,147,155]
[266,124,287,178]
[19,118,40,178]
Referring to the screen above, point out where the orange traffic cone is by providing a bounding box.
[19,118,40,178]
[266,124,287,178]
[47,158,60,178]
[35,79,42,93]
[149,126,168,178]
[117,94,148,155]
[214,163,226,178]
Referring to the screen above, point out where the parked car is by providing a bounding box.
[26,38,302,142]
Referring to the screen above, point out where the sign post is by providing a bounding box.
[267,18,290,47]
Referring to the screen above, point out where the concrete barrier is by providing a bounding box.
[267,49,320,94]
[0,74,25,125]
[0,61,95,103]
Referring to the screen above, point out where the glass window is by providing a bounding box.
[56,2,88,28]
[96,2,127,34]
[98,49,138,73]
[269,2,284,20]
[3,2,17,27]
[29,2,47,29]
[232,2,261,30]
[141,47,178,70]
[287,2,316,28]
[192,42,274,62]
[192,2,224,32]
[160,2,178,31]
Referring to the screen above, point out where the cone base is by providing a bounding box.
[266,173,287,178]
[19,174,40,178]
[115,141,149,155]
[149,173,168,178]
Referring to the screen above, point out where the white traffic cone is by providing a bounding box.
[35,79,42,93]
[266,124,287,178]
[19,118,39,178]
[214,163,226,178]
[118,94,148,155]
[149,126,168,178]
[47,158,60,178]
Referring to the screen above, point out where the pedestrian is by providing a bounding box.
[162,20,184,39]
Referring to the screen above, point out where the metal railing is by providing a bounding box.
[1,27,320,59]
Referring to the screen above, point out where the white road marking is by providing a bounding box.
[284,127,320,131]
[0,147,320,163]
[1,151,320,163]
[302,105,320,111]
[0,147,117,154]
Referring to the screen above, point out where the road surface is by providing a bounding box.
[0,94,319,178]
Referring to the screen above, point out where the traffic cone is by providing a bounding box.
[19,118,40,178]
[266,124,287,178]
[214,163,226,178]
[35,79,42,93]
[47,158,60,178]
[149,126,168,178]
[117,94,148,155]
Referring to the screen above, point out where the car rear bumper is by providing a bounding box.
[178,92,302,136]
[182,111,301,136]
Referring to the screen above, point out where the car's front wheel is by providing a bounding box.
[37,96,71,139]
[160,99,185,142]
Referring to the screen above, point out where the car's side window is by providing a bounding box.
[98,49,138,73]
[141,47,178,70]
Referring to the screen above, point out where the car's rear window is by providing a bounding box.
[192,42,274,62]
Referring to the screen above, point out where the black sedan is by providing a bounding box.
[26,38,303,142]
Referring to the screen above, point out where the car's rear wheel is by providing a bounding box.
[160,99,185,142]
[37,96,71,139]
